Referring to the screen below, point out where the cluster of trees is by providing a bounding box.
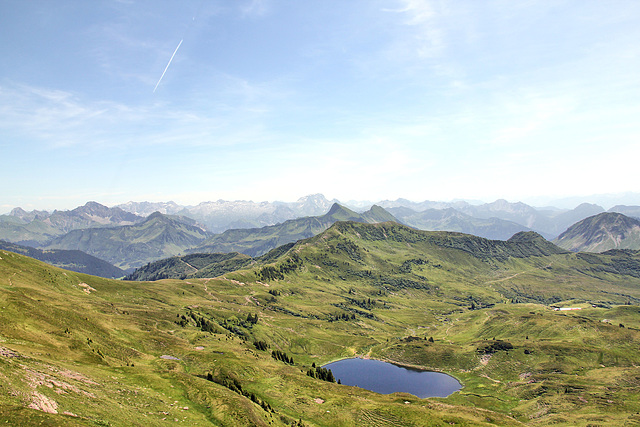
[254,340,269,351]
[478,339,514,354]
[272,349,294,365]
[350,297,376,310]
[306,364,336,383]
[374,276,431,291]
[257,266,284,281]
[328,312,357,322]
[278,253,303,274]
[246,313,259,325]
[176,310,262,337]
[257,254,304,282]
[176,312,218,333]
[206,372,274,413]
[333,240,363,262]
[402,336,434,343]
[175,314,189,327]
[398,258,428,273]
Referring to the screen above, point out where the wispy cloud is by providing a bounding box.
[240,0,270,18]
[0,82,274,152]
[382,0,446,59]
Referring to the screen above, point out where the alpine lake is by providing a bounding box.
[323,358,462,398]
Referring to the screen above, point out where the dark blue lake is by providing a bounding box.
[323,358,462,398]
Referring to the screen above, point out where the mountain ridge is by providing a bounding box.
[42,212,211,270]
[0,239,125,278]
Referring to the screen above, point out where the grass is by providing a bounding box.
[2,221,640,425]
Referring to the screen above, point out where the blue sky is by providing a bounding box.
[2,0,639,211]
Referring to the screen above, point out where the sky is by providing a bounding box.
[1,0,640,212]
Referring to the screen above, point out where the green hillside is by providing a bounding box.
[43,212,211,270]
[125,252,253,281]
[2,221,640,425]
[192,203,397,257]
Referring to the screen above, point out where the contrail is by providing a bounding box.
[153,38,183,93]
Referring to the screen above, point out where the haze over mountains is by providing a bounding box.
[2,194,640,277]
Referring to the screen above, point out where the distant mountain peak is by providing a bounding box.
[296,193,327,202]
[326,203,348,216]
[9,207,28,216]
[554,212,640,253]
[146,211,167,220]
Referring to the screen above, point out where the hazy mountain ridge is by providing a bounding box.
[554,212,640,253]
[20,201,142,233]
[609,205,640,219]
[7,195,640,240]
[42,211,211,270]
[0,214,61,247]
[0,239,125,278]
[378,198,611,238]
[1,201,144,245]
[387,206,536,240]
[115,194,340,233]
[115,200,184,216]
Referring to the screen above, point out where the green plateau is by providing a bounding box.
[2,221,640,426]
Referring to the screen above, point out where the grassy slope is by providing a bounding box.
[2,221,640,425]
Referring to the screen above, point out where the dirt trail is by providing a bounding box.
[486,272,524,283]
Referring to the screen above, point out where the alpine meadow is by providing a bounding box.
[2,1,640,426]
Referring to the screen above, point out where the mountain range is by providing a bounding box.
[5,195,640,242]
[1,201,144,246]
[3,195,640,274]
[116,194,338,233]
[42,212,211,270]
